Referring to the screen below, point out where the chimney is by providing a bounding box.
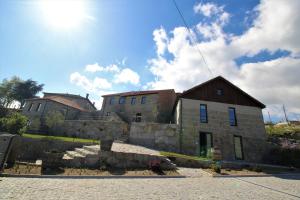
[93,102,95,106]
[86,93,89,99]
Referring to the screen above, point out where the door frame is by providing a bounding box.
[233,135,244,160]
[199,132,213,157]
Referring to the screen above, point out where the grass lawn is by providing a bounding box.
[265,124,300,139]
[160,151,210,161]
[23,133,100,144]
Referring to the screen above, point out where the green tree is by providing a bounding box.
[12,79,44,108]
[0,76,21,107]
[0,112,28,135]
[45,110,64,131]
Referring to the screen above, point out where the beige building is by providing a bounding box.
[22,93,96,132]
[101,90,177,123]
[174,76,267,161]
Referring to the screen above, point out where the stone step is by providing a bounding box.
[74,148,97,156]
[62,154,73,160]
[66,151,85,159]
[83,145,100,154]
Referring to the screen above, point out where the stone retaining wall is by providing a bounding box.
[16,137,93,162]
[99,150,176,170]
[52,120,129,140]
[129,122,180,152]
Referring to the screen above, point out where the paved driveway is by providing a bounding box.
[0,175,300,200]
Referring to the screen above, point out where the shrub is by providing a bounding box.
[264,147,300,168]
[44,110,64,131]
[0,105,8,118]
[0,112,27,135]
[210,162,221,173]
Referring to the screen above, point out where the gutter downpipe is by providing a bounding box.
[179,98,183,154]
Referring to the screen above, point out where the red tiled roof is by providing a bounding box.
[43,92,96,110]
[102,89,174,97]
[27,96,87,111]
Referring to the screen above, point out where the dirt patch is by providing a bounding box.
[204,167,300,176]
[3,163,41,175]
[3,163,180,176]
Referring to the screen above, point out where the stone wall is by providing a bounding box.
[16,137,92,162]
[52,120,129,140]
[99,150,176,170]
[102,94,160,123]
[129,122,180,152]
[177,98,267,162]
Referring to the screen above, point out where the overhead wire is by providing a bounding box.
[172,0,214,76]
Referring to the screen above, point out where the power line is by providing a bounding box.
[172,0,213,76]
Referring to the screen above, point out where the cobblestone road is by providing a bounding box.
[0,175,300,200]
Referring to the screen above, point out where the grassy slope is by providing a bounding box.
[160,151,210,161]
[265,125,300,139]
[23,133,100,144]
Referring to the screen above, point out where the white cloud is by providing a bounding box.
[147,0,300,120]
[231,0,300,56]
[85,63,120,73]
[153,27,169,56]
[193,2,222,17]
[70,72,112,92]
[114,68,140,85]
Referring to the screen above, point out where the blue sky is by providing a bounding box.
[1,0,300,122]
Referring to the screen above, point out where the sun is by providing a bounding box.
[39,0,91,30]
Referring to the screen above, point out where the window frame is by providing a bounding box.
[141,96,146,104]
[28,103,33,111]
[131,97,136,105]
[109,97,115,105]
[233,135,244,160]
[228,107,237,126]
[217,89,224,96]
[135,113,142,122]
[36,103,42,112]
[200,104,208,123]
[119,96,126,104]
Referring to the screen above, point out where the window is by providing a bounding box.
[234,135,244,160]
[119,97,126,104]
[217,89,224,96]
[109,97,115,105]
[141,96,146,104]
[228,107,237,126]
[200,104,208,123]
[36,103,42,112]
[135,113,142,122]
[131,97,136,105]
[28,103,33,111]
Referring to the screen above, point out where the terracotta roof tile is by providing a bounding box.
[102,89,174,97]
[27,96,87,111]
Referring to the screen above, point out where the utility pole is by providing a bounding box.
[268,111,272,124]
[282,104,289,124]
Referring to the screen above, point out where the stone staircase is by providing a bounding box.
[62,143,177,170]
[62,145,100,168]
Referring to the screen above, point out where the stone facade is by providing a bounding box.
[129,122,179,152]
[52,120,129,140]
[101,90,177,123]
[22,93,97,132]
[176,98,267,162]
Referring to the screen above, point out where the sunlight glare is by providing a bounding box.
[39,0,92,30]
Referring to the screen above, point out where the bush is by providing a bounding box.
[210,162,221,173]
[0,105,8,118]
[0,112,27,135]
[44,111,64,132]
[264,147,300,168]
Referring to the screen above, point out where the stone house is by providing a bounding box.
[174,76,267,162]
[22,93,96,131]
[101,89,177,123]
